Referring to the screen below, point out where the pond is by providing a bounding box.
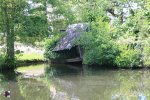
[0,64,149,100]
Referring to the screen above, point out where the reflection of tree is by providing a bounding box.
[0,70,17,81]
[45,64,82,77]
[14,64,150,100]
[17,77,51,100]
[0,74,4,96]
[0,72,24,100]
[0,66,54,100]
[45,66,118,100]
[44,64,82,100]
[45,66,56,78]
[112,70,150,99]
[45,65,150,100]
[0,71,17,95]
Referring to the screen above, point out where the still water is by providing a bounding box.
[0,64,149,100]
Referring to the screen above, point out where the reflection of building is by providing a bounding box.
[53,23,88,63]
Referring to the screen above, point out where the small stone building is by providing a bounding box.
[53,23,88,63]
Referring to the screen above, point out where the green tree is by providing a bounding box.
[0,0,49,68]
[0,0,27,67]
[43,0,150,67]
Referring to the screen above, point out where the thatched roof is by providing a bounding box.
[53,23,88,51]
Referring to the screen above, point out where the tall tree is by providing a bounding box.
[0,0,49,67]
[0,0,26,67]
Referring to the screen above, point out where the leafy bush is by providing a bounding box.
[0,54,5,69]
[143,45,150,67]
[115,45,140,68]
[44,35,61,60]
[83,44,119,66]
[75,20,119,66]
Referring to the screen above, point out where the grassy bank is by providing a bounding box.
[16,53,47,67]
[16,53,44,61]
[0,53,47,70]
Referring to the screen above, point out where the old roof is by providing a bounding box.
[53,23,88,51]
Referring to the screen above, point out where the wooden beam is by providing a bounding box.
[77,46,83,59]
[66,57,82,63]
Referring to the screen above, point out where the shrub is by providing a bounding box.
[115,45,140,67]
[0,54,5,69]
[143,46,150,67]
[44,35,61,60]
[82,42,119,66]
[75,20,119,66]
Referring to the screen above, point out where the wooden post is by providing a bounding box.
[77,46,83,59]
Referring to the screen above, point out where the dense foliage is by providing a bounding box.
[44,35,61,60]
[75,20,119,66]
[0,0,149,68]
[45,0,150,67]
[0,0,49,68]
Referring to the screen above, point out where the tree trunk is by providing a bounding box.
[6,29,15,67]
[4,5,15,68]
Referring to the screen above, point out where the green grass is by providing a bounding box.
[16,53,44,61]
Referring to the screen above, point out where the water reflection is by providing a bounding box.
[0,64,150,100]
[17,78,51,100]
[46,65,150,100]
[45,64,82,77]
[0,71,24,100]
